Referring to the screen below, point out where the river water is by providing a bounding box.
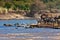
[0,20,60,40]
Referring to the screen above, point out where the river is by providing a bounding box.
[0,20,60,40]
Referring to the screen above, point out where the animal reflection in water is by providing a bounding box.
[3,24,13,27]
[3,23,30,28]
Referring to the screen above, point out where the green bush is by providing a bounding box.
[4,2,12,9]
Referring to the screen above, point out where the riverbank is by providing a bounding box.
[0,13,60,20]
[0,14,36,20]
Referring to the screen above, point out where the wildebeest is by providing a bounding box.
[3,24,13,27]
[40,14,56,23]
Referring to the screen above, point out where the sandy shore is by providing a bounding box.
[0,14,36,20]
[0,14,26,20]
[0,33,60,40]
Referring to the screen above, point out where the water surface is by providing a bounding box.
[0,20,60,40]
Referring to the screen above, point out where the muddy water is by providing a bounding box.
[0,20,60,40]
[0,27,60,40]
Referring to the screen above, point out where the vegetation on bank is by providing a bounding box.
[0,0,60,17]
[0,0,32,10]
[0,0,60,10]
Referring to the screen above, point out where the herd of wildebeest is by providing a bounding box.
[37,13,60,29]
[40,14,60,23]
[3,13,60,29]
